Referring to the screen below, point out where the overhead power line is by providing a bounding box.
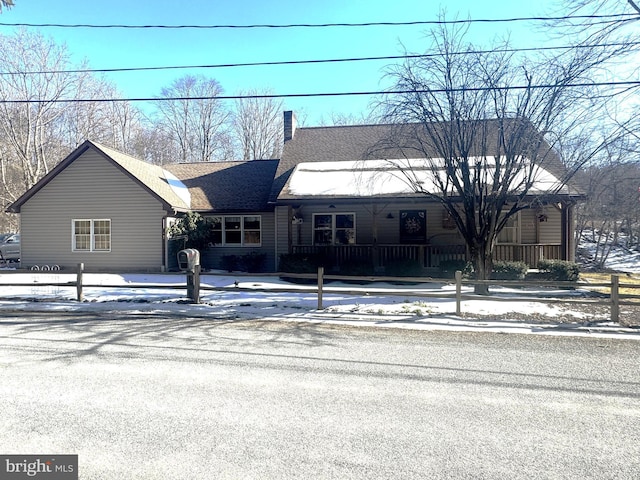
[1,80,639,104]
[0,13,637,29]
[2,41,638,77]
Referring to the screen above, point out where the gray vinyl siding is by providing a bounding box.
[517,207,562,245]
[285,201,565,251]
[520,209,537,244]
[199,211,276,272]
[538,207,562,244]
[275,205,291,269]
[290,202,465,247]
[19,150,166,271]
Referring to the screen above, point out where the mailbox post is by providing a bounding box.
[177,248,201,303]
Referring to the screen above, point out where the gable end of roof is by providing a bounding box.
[6,140,190,214]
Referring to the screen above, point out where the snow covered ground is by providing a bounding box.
[0,269,636,339]
[578,232,640,273]
[1,234,638,339]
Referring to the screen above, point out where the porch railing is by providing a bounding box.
[494,244,562,267]
[291,243,563,269]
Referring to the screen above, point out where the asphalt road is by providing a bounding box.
[1,312,639,479]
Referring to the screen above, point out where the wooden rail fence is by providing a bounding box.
[1,264,638,324]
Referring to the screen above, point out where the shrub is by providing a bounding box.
[221,252,267,273]
[383,258,423,277]
[339,258,375,276]
[439,259,473,279]
[537,259,580,282]
[168,212,219,250]
[220,255,239,272]
[491,261,528,280]
[279,253,324,273]
[240,252,267,273]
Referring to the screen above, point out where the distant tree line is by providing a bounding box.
[2,0,640,281]
[575,138,640,268]
[0,30,284,232]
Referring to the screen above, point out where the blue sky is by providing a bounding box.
[0,0,558,124]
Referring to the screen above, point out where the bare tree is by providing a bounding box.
[0,30,154,231]
[58,73,115,148]
[379,20,609,292]
[154,75,232,162]
[552,0,640,35]
[0,0,14,12]
[104,96,144,154]
[575,134,640,267]
[547,0,640,263]
[0,30,82,199]
[127,125,176,165]
[233,90,283,160]
[321,111,379,126]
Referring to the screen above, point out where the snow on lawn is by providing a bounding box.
[0,271,602,326]
[598,246,640,273]
[578,232,640,273]
[3,231,639,336]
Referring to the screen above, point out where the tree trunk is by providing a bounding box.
[470,242,492,295]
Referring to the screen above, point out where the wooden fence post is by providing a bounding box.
[611,274,620,323]
[455,270,462,316]
[76,263,84,302]
[317,266,324,310]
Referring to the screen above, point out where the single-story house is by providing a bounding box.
[6,112,583,273]
[270,112,583,273]
[6,141,278,272]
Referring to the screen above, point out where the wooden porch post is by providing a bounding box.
[560,202,573,261]
[372,204,380,270]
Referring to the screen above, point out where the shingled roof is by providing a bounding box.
[7,141,279,215]
[165,159,279,212]
[270,124,394,203]
[7,140,191,213]
[272,118,579,203]
[90,141,191,211]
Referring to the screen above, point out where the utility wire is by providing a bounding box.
[3,41,639,77]
[0,13,637,29]
[1,80,639,104]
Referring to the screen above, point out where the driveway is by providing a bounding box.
[1,312,639,479]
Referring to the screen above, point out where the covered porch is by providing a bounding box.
[279,198,574,274]
[291,242,563,272]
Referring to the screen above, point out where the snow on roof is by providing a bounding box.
[286,157,568,198]
[163,169,191,209]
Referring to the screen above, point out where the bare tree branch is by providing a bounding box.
[377,15,604,291]
[154,75,232,162]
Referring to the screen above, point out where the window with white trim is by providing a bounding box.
[209,215,261,246]
[313,213,355,245]
[72,219,111,252]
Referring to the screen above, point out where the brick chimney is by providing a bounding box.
[284,110,297,142]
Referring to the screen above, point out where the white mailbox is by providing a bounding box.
[177,248,200,272]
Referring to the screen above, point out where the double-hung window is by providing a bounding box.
[313,213,355,245]
[209,215,261,246]
[73,219,111,252]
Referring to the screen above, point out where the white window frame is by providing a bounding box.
[312,213,356,245]
[72,219,111,252]
[209,215,262,247]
